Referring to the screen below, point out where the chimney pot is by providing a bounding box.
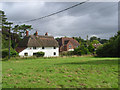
[26,30,29,36]
[45,32,48,36]
[36,31,38,36]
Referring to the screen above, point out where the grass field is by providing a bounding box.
[2,56,119,88]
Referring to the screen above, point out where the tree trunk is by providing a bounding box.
[8,25,11,59]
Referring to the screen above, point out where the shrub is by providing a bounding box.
[34,52,45,57]
[60,51,74,56]
[74,45,89,55]
[2,49,8,58]
[96,35,120,57]
[10,49,18,57]
[2,49,18,58]
[88,43,95,53]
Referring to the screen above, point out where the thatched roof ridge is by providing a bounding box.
[17,35,59,47]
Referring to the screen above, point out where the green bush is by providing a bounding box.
[34,52,45,57]
[10,49,18,57]
[96,31,120,57]
[2,49,18,58]
[88,43,95,53]
[74,45,89,55]
[2,49,8,58]
[60,51,74,56]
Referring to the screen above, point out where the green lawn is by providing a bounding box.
[2,56,119,88]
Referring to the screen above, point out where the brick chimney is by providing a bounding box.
[35,31,38,36]
[26,30,29,36]
[45,32,48,36]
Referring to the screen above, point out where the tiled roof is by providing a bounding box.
[58,37,80,48]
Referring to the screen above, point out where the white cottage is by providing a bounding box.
[16,31,59,57]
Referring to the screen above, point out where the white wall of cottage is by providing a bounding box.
[19,47,59,57]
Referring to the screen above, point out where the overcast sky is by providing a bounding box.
[0,1,118,39]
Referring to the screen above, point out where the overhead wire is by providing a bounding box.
[15,0,89,23]
[12,1,118,37]
[15,2,117,25]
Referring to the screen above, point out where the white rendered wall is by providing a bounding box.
[68,49,74,51]
[19,47,59,57]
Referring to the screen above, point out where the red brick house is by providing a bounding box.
[57,37,80,52]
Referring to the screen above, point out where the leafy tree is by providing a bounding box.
[99,39,108,44]
[12,24,33,48]
[13,24,33,38]
[96,31,120,57]
[74,45,89,55]
[12,25,19,34]
[0,10,7,31]
[90,36,98,42]
[55,37,60,41]
[73,36,86,45]
[91,40,100,44]
[0,11,13,50]
[88,43,95,53]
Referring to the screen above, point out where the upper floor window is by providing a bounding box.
[33,47,36,49]
[42,47,45,49]
[54,47,56,49]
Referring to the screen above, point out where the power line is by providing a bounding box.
[16,0,89,23]
[14,1,117,26]
[27,3,117,25]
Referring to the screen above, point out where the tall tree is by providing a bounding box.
[8,22,13,59]
[96,31,120,57]
[19,24,32,37]
[0,10,8,31]
[90,36,98,42]
[13,24,33,38]
[0,10,14,59]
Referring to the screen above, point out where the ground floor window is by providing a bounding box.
[53,52,56,55]
[24,53,28,56]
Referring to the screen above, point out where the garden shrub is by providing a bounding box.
[88,43,95,53]
[10,49,18,57]
[2,49,8,58]
[2,49,18,58]
[61,51,74,56]
[96,32,120,57]
[74,45,89,55]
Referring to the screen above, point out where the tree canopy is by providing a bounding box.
[96,31,120,57]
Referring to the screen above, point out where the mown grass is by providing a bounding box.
[2,56,119,88]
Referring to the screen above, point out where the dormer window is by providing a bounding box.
[33,47,36,49]
[69,45,71,49]
[54,47,56,49]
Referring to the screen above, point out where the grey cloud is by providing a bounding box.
[1,2,118,39]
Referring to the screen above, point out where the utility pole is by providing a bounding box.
[8,22,13,59]
[87,35,89,47]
